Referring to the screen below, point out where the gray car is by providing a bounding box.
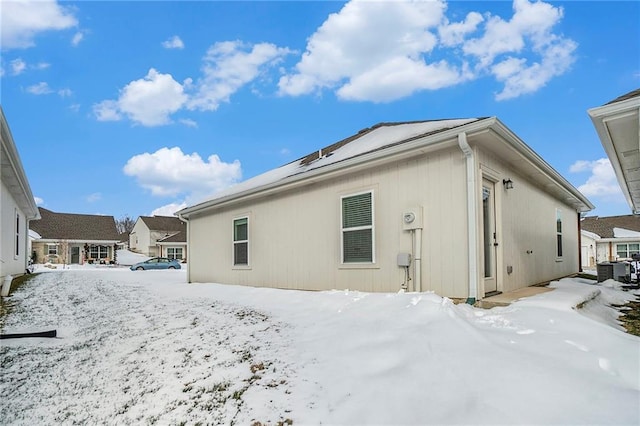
[130,257,182,271]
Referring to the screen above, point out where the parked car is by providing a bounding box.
[130,257,181,271]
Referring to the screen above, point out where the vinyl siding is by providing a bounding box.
[188,146,471,297]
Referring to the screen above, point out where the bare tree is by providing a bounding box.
[116,215,136,234]
[57,239,70,269]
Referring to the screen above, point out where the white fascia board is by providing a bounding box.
[489,118,595,212]
[1,107,40,220]
[179,119,493,218]
[35,239,120,244]
[588,97,640,214]
[596,237,640,244]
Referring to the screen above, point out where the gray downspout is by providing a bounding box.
[458,133,479,304]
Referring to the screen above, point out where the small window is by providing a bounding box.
[90,245,109,259]
[341,191,374,263]
[15,211,20,257]
[233,217,249,266]
[47,244,58,255]
[167,247,183,260]
[556,209,563,258]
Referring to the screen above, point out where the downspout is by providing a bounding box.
[414,228,422,292]
[577,212,582,272]
[177,214,190,283]
[458,133,478,304]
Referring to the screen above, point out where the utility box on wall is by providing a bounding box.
[402,206,423,230]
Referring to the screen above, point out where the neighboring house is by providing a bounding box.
[178,117,593,302]
[588,88,640,214]
[129,216,186,260]
[30,208,120,265]
[117,232,130,250]
[581,215,640,266]
[1,107,40,283]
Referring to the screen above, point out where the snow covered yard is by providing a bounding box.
[1,269,639,425]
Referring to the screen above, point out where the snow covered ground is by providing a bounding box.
[1,268,638,425]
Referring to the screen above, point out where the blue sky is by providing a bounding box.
[1,0,639,220]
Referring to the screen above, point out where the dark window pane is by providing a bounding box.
[343,229,372,263]
[557,235,563,257]
[234,242,248,265]
[234,218,248,241]
[342,193,372,228]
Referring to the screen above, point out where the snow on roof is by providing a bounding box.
[187,118,479,210]
[580,229,600,240]
[613,227,640,238]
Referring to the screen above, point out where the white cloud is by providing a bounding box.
[71,31,84,47]
[58,88,72,97]
[188,40,292,111]
[123,147,242,198]
[93,69,188,126]
[162,35,184,49]
[1,0,77,49]
[10,58,26,75]
[179,118,198,128]
[279,0,446,101]
[151,202,188,217]
[571,158,623,199]
[34,196,44,205]
[34,62,50,70]
[95,41,291,126]
[279,0,575,102]
[87,192,102,202]
[26,82,53,95]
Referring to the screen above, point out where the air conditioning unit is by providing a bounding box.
[597,262,631,283]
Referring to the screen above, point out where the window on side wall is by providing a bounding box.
[47,244,58,255]
[556,209,563,259]
[341,191,374,263]
[233,217,249,266]
[15,210,20,258]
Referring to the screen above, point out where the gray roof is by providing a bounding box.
[605,88,640,105]
[140,215,184,232]
[581,215,640,238]
[30,208,120,241]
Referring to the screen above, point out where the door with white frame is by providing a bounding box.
[481,179,498,294]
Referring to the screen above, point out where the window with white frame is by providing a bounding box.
[341,191,374,263]
[616,243,640,259]
[556,209,563,258]
[233,217,249,265]
[167,247,183,260]
[90,245,109,259]
[15,210,20,257]
[47,244,58,255]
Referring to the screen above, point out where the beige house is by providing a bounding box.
[1,107,40,285]
[129,216,186,260]
[588,88,640,214]
[178,117,593,302]
[30,208,120,265]
[580,215,640,267]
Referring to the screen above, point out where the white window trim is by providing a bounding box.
[47,244,58,255]
[167,247,183,260]
[340,190,376,266]
[232,216,250,269]
[555,208,563,262]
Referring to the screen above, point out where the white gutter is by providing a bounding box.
[414,228,422,292]
[458,132,478,304]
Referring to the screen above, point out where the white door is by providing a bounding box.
[482,180,498,294]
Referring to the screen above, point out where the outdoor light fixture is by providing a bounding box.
[503,178,514,190]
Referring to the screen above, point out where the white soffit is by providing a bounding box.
[589,93,640,214]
